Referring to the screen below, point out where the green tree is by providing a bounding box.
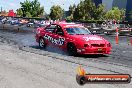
[83,0,96,20]
[104,10,114,20]
[73,4,83,20]
[50,5,64,20]
[17,0,44,17]
[120,9,126,21]
[16,8,23,17]
[73,1,89,21]
[94,4,105,20]
[26,12,32,17]
[105,7,125,21]
[67,4,76,20]
[20,0,31,17]
[72,0,105,21]
[30,0,44,17]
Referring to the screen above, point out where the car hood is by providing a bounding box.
[70,35,108,44]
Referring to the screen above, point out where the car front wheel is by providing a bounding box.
[67,43,77,56]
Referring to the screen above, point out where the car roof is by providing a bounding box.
[52,22,84,28]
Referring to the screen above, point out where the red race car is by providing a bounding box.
[35,22,111,55]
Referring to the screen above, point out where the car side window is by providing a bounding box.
[45,25,56,33]
[56,25,64,36]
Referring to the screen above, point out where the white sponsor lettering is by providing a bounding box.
[44,34,65,45]
[83,37,102,41]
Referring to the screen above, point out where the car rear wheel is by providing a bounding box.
[39,38,46,48]
[67,43,77,56]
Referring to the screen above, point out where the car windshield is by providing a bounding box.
[66,27,91,35]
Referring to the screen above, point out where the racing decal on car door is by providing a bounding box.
[44,34,65,45]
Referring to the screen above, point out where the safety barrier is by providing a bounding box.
[0,23,35,33]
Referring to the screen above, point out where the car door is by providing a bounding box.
[52,25,66,48]
[43,24,57,45]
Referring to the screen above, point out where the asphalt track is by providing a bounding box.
[0,24,132,88]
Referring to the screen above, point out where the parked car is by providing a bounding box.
[118,24,132,35]
[10,19,19,25]
[102,24,117,35]
[89,23,102,34]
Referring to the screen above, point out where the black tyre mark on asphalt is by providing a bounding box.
[0,30,132,74]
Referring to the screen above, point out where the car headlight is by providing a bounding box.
[84,43,91,47]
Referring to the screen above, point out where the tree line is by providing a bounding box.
[16,0,127,21]
[16,0,64,20]
[16,0,44,18]
[67,0,126,21]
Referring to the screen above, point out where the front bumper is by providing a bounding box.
[77,47,111,55]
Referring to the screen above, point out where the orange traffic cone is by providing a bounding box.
[116,27,119,44]
[131,38,132,45]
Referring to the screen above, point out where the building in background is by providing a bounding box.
[126,0,132,21]
[112,0,127,9]
[0,9,16,17]
[102,0,113,11]
[93,0,102,7]
[93,0,132,21]
[0,10,8,16]
[8,10,16,17]
[93,0,113,11]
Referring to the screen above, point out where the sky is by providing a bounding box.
[0,0,80,14]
